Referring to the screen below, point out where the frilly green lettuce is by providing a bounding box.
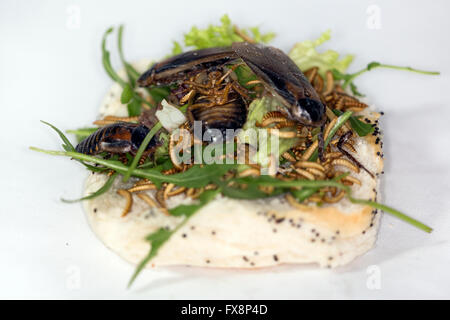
[239,97,297,170]
[173,14,275,52]
[288,30,354,76]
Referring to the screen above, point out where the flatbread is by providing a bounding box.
[84,60,384,269]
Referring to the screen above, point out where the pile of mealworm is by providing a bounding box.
[98,68,372,217]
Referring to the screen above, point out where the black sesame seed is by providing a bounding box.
[190,226,195,230]
[273,255,279,262]
[243,256,249,262]
[328,256,333,261]
[273,228,277,233]
[93,208,97,213]
[296,224,302,228]
[311,239,316,243]
[336,230,340,234]
[275,217,285,224]
[254,251,259,255]
[211,231,216,235]
[250,262,255,266]
[182,233,187,238]
[206,259,210,264]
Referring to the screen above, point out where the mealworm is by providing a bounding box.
[169,133,184,169]
[306,167,326,179]
[323,190,346,203]
[117,189,133,217]
[137,193,169,216]
[282,152,297,162]
[323,71,334,96]
[285,193,310,210]
[343,175,362,186]
[293,167,315,180]
[127,184,157,193]
[305,67,318,83]
[301,140,318,160]
[167,186,187,197]
[163,183,175,200]
[314,74,324,92]
[267,128,297,138]
[332,158,360,173]
[324,117,338,140]
[294,161,325,171]
[238,168,260,177]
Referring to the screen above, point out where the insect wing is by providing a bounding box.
[138,47,237,86]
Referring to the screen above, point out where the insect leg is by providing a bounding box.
[337,131,375,178]
[318,124,325,162]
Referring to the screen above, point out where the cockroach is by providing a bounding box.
[75,122,159,156]
[137,42,326,127]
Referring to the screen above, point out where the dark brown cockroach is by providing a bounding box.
[180,66,248,140]
[188,94,247,140]
[75,122,159,156]
[137,42,326,127]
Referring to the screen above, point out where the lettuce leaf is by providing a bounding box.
[238,97,297,171]
[174,14,275,52]
[288,30,354,76]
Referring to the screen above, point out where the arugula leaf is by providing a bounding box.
[123,122,162,182]
[40,122,108,172]
[126,98,141,117]
[31,144,236,189]
[102,27,127,87]
[127,228,172,287]
[169,189,221,216]
[62,173,118,203]
[332,61,439,95]
[128,189,220,287]
[309,111,353,161]
[66,127,98,143]
[118,25,138,87]
[332,109,374,137]
[102,26,153,116]
[349,197,432,233]
[214,178,282,200]
[236,174,432,233]
[120,84,134,104]
[237,175,346,189]
[233,65,259,89]
[41,121,75,152]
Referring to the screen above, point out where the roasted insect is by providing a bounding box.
[179,66,248,139]
[138,42,326,128]
[75,122,159,155]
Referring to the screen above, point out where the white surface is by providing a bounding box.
[1,0,449,299]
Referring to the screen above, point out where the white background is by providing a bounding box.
[1,0,449,299]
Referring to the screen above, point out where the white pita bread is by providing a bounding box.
[83,60,384,269]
